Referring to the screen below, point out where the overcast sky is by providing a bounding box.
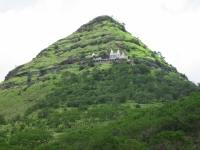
[0,0,200,84]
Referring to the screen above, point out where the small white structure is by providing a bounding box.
[110,49,120,59]
[93,57,102,61]
[92,53,95,57]
[119,51,128,59]
[109,49,128,60]
[91,49,128,62]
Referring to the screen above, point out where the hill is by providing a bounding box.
[0,15,198,119]
[0,15,200,149]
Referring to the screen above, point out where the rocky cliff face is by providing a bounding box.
[4,65,24,81]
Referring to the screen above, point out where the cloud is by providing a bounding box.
[0,0,38,13]
[160,0,200,13]
[188,0,200,6]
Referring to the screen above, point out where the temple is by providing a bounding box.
[92,49,128,62]
[110,49,128,60]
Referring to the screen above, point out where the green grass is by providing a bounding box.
[0,78,56,119]
[122,100,163,108]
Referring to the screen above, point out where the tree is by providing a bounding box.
[27,75,31,83]
[88,59,94,67]
[135,104,141,108]
[10,128,52,149]
[0,115,5,125]
[80,52,86,59]
[79,65,85,70]
[54,44,59,49]
[91,134,119,150]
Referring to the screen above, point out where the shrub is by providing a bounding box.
[27,75,31,83]
[0,115,6,125]
[135,104,141,108]
[79,65,85,71]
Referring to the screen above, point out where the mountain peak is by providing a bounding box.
[89,15,113,22]
[1,15,172,83]
[76,15,126,32]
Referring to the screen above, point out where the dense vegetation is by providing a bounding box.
[1,91,200,149]
[25,59,198,112]
[1,60,199,149]
[0,15,200,149]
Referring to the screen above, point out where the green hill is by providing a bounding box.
[0,15,197,119]
[0,15,200,149]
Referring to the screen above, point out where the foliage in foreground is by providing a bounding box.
[1,91,200,149]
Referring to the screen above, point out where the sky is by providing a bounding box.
[0,0,200,84]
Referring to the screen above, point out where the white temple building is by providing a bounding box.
[109,49,128,60]
[92,49,128,62]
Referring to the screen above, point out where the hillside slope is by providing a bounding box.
[0,15,198,119]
